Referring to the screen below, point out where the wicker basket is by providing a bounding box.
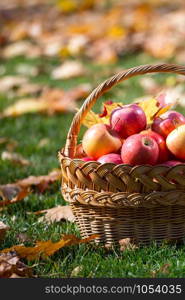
[59,63,185,245]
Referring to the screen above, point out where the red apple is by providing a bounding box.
[161,160,184,167]
[152,110,185,138]
[110,104,146,139]
[140,130,169,163]
[97,153,123,164]
[81,156,95,162]
[82,124,122,159]
[121,134,159,165]
[166,124,185,160]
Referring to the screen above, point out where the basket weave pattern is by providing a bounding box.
[59,64,185,245]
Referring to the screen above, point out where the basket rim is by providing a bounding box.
[58,148,185,170]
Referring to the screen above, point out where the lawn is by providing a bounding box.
[1,53,185,278]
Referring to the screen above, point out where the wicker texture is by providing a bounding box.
[59,63,185,245]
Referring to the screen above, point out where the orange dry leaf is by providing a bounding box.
[1,234,98,260]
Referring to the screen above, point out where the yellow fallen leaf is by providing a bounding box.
[1,234,98,260]
[138,98,159,124]
[82,102,122,128]
[154,104,172,118]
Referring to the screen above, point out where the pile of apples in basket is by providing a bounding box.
[77,96,185,167]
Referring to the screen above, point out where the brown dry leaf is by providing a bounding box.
[1,151,30,166]
[0,169,61,208]
[2,41,41,58]
[36,205,75,224]
[119,238,137,251]
[16,169,61,193]
[1,234,98,261]
[0,85,91,118]
[16,233,32,244]
[0,76,28,93]
[51,60,86,79]
[0,252,33,278]
[0,185,30,207]
[0,137,18,151]
[0,222,10,243]
[150,263,171,278]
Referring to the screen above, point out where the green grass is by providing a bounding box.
[1,53,185,278]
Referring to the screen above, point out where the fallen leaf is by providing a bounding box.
[2,41,40,58]
[16,233,32,244]
[0,137,18,151]
[70,265,83,277]
[0,85,91,117]
[0,170,61,207]
[36,205,75,223]
[1,234,98,260]
[119,238,137,251]
[16,169,61,193]
[150,263,171,278]
[0,252,33,278]
[0,222,10,243]
[82,101,122,128]
[37,138,50,148]
[138,98,160,124]
[0,185,30,207]
[51,60,86,79]
[0,76,28,93]
[1,151,30,166]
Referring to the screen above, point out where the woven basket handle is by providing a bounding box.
[64,63,185,158]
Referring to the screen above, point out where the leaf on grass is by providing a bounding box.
[1,234,98,261]
[119,238,137,251]
[0,85,91,118]
[0,170,61,207]
[0,76,28,93]
[51,60,86,79]
[0,252,33,278]
[35,205,75,224]
[16,169,61,193]
[0,185,30,207]
[82,101,122,128]
[1,151,30,166]
[70,265,83,277]
[0,222,10,243]
[0,137,18,151]
[150,263,171,278]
